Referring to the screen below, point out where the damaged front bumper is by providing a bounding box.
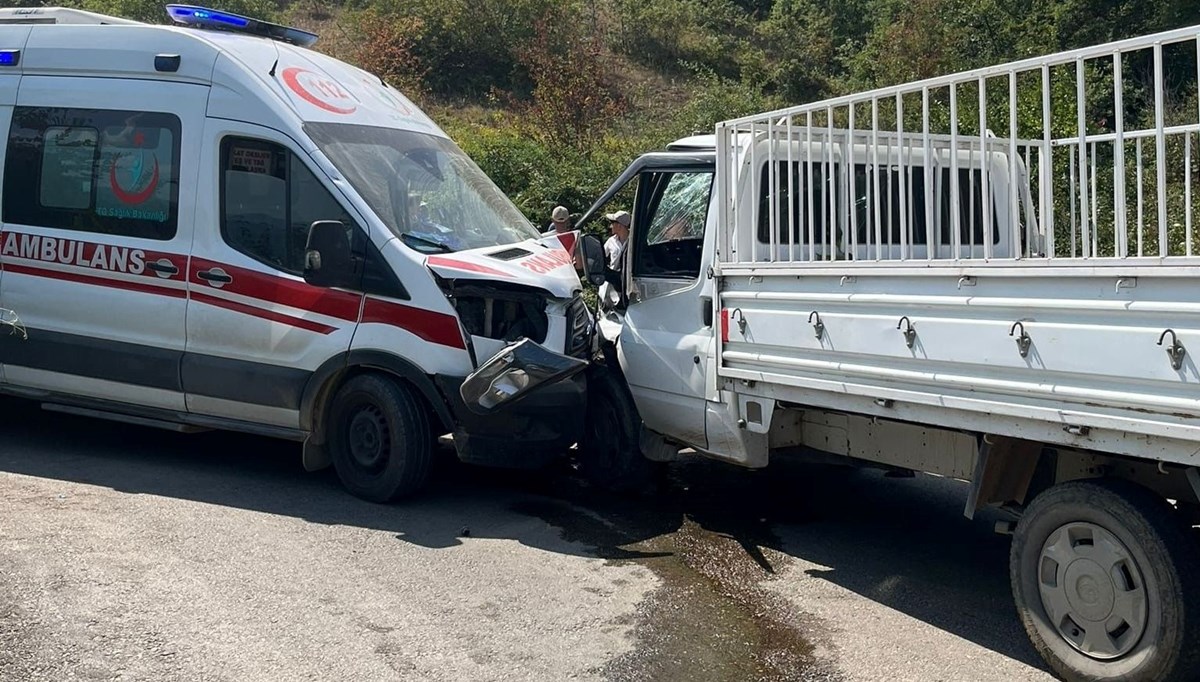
[438,339,589,468]
[460,338,588,414]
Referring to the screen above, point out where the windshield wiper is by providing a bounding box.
[401,232,453,253]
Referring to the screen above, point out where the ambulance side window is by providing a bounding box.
[2,106,181,240]
[220,137,356,275]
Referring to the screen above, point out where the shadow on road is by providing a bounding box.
[0,396,1046,673]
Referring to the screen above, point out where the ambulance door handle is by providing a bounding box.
[197,268,233,284]
[146,261,178,276]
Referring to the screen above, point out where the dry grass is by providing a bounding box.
[280,0,696,124]
[281,1,359,64]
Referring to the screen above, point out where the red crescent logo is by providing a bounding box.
[109,154,160,205]
[282,67,357,115]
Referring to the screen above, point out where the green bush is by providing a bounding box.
[444,113,665,233]
[345,8,427,95]
[608,0,752,78]
[351,0,574,98]
[672,67,779,134]
[515,8,628,146]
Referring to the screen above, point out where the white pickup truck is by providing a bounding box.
[570,22,1200,682]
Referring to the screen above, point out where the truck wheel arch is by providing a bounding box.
[300,351,454,471]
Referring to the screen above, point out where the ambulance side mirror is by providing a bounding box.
[580,234,606,287]
[304,220,353,288]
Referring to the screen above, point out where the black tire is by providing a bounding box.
[328,374,433,503]
[577,368,656,494]
[1010,479,1200,682]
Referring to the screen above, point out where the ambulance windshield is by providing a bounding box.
[306,123,539,253]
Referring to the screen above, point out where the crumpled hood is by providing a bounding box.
[424,232,582,299]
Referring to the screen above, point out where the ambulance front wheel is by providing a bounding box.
[578,368,657,494]
[328,373,433,502]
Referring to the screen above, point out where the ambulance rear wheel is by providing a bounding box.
[1010,479,1200,682]
[329,374,432,502]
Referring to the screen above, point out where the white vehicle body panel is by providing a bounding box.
[718,268,1200,464]
[423,233,582,301]
[599,22,1200,472]
[1,75,208,412]
[0,7,586,453]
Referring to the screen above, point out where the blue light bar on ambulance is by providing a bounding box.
[167,5,249,28]
[0,50,19,67]
[164,5,319,48]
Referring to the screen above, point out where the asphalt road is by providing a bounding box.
[0,395,1056,681]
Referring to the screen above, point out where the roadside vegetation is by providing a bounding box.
[32,0,1200,241]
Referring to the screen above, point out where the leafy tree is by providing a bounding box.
[346,8,427,95]
[360,0,568,97]
[516,11,627,146]
[754,0,840,101]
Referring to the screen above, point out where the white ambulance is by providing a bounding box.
[0,5,594,501]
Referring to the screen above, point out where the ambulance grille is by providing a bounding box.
[566,296,592,358]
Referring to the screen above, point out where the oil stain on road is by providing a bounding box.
[513,460,843,682]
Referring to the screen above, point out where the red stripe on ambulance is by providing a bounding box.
[518,248,573,274]
[4,262,187,299]
[190,258,361,322]
[1,231,466,346]
[191,291,338,335]
[361,298,465,350]
[426,255,510,278]
[0,230,181,278]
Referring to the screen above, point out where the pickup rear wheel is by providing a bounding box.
[1011,479,1200,682]
[329,374,432,503]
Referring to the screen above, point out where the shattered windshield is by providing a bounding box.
[305,123,539,253]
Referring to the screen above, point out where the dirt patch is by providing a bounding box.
[0,555,54,680]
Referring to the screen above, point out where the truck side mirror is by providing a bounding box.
[304,220,353,288]
[580,234,606,286]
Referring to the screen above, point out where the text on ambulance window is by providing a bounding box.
[2,107,181,240]
[220,137,357,275]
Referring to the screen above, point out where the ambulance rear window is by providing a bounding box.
[2,107,181,241]
[40,127,97,210]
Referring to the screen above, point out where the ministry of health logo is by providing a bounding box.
[109,130,160,206]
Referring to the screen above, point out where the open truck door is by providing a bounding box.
[578,153,715,449]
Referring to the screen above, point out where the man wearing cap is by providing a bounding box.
[546,205,572,234]
[604,210,631,271]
